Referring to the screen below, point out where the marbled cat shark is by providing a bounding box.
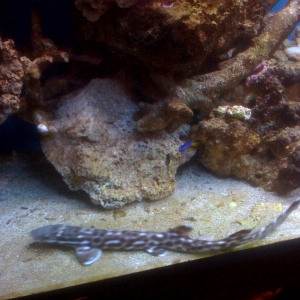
[31,198,300,266]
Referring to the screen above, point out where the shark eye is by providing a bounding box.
[43,233,54,239]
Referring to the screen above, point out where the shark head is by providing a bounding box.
[31,224,64,243]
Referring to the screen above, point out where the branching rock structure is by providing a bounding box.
[1,0,300,206]
[136,0,300,132]
[78,0,300,196]
[20,11,69,119]
[0,38,24,124]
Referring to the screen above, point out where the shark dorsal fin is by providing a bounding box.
[169,224,193,236]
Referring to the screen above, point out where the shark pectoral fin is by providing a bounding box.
[169,224,193,236]
[146,247,168,257]
[75,247,102,266]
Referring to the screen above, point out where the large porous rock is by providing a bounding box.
[38,79,193,208]
[191,105,300,194]
[75,0,274,75]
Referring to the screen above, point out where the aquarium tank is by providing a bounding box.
[1,0,300,299]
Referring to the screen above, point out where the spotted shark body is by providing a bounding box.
[31,198,300,266]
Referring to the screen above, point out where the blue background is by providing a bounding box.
[270,0,289,12]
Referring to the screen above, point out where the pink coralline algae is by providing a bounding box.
[161,0,174,8]
[246,62,269,86]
